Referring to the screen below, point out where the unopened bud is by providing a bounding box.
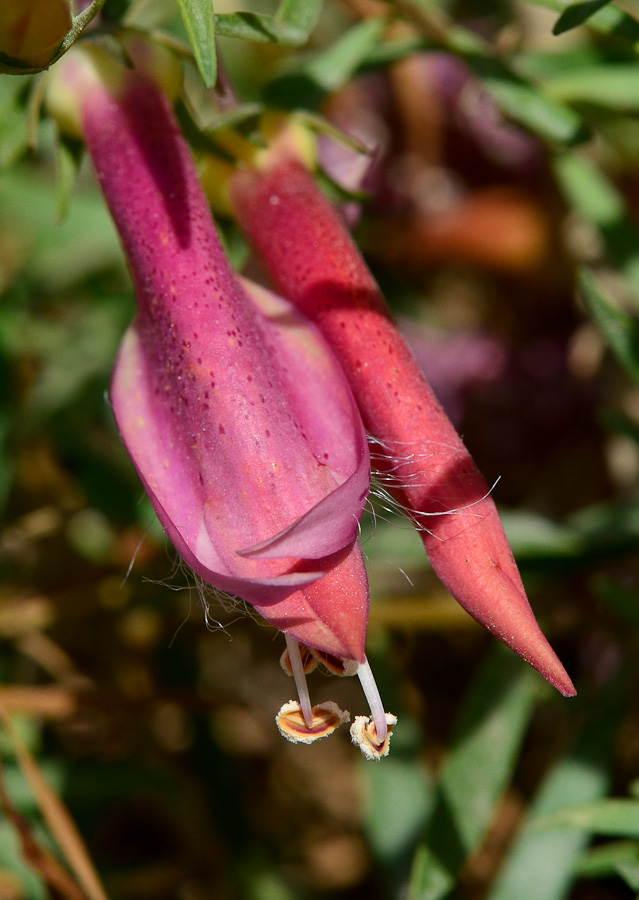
[45,34,182,138]
[0,0,72,72]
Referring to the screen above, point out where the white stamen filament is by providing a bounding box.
[356,658,387,745]
[285,635,314,727]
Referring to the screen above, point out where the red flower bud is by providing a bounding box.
[231,153,575,697]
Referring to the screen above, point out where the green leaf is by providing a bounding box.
[487,700,618,900]
[553,0,612,35]
[616,860,639,891]
[263,17,388,108]
[304,17,388,92]
[567,497,639,555]
[296,110,370,154]
[409,649,540,898]
[532,799,639,838]
[0,167,122,292]
[54,134,83,222]
[48,0,108,66]
[407,844,455,900]
[204,102,265,133]
[275,0,323,36]
[177,0,217,88]
[554,154,624,226]
[577,840,639,880]
[215,13,292,43]
[365,755,433,867]
[500,509,584,561]
[530,0,639,49]
[214,0,322,46]
[482,75,588,145]
[592,575,639,627]
[578,269,639,384]
[599,409,639,444]
[545,65,639,110]
[554,154,639,299]
[432,650,540,856]
[359,35,427,68]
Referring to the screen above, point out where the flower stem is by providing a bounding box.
[285,636,314,727]
[356,658,387,745]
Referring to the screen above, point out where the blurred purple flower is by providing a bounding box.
[398,319,508,425]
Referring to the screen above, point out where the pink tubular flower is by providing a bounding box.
[230,148,576,698]
[46,46,395,753]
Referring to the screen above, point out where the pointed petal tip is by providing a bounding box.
[546,668,577,698]
[517,641,576,698]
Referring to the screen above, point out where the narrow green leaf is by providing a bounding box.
[0,168,122,292]
[0,83,29,170]
[487,696,619,900]
[592,575,639,627]
[204,102,264,133]
[531,799,639,838]
[215,0,321,46]
[616,860,639,891]
[578,269,639,384]
[599,409,639,444]
[215,13,290,43]
[359,35,427,68]
[554,154,639,299]
[500,509,584,561]
[553,0,612,35]
[56,0,107,59]
[482,76,587,144]
[554,153,624,226]
[407,845,455,900]
[431,650,540,857]
[410,648,540,898]
[297,111,370,154]
[545,65,639,111]
[304,17,388,92]
[364,756,433,867]
[275,0,323,36]
[54,135,83,222]
[176,0,216,88]
[577,840,639,880]
[530,0,639,50]
[263,17,388,109]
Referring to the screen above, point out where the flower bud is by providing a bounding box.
[0,0,72,72]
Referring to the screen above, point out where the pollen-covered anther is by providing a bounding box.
[310,648,359,677]
[276,700,350,744]
[350,713,397,760]
[280,645,318,677]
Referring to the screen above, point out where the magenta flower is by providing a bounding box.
[46,45,395,756]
